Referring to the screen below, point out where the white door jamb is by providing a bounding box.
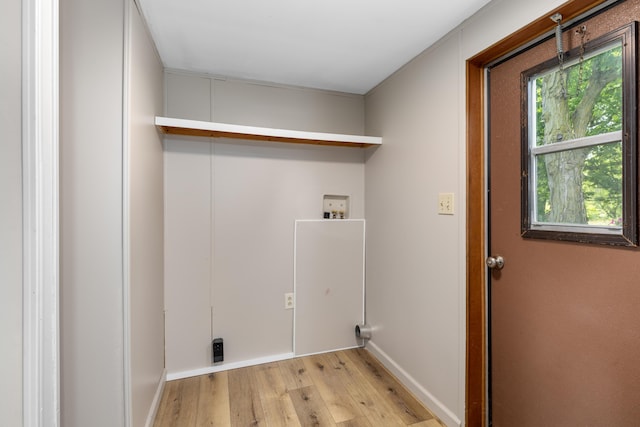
[22,0,60,425]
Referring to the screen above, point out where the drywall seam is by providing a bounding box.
[122,1,132,426]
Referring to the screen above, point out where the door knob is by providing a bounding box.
[486,255,505,270]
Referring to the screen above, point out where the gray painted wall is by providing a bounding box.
[60,0,126,423]
[61,0,165,425]
[164,72,367,376]
[363,0,566,425]
[128,1,166,426]
[0,0,23,424]
[365,32,464,426]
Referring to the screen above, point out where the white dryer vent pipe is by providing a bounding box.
[355,324,372,340]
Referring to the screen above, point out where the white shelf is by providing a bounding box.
[155,116,382,148]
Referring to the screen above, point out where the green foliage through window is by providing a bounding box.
[531,44,622,226]
[521,22,637,246]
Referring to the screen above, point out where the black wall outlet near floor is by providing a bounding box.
[212,338,223,363]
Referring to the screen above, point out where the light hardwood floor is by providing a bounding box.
[153,347,446,427]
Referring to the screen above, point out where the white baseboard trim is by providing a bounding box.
[167,352,296,381]
[365,341,461,427]
[294,344,363,358]
[145,369,167,427]
[166,346,365,381]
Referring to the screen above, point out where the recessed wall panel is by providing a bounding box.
[294,220,365,356]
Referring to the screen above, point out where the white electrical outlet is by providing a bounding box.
[284,292,294,309]
[438,193,455,215]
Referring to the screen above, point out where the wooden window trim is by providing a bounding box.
[465,1,610,426]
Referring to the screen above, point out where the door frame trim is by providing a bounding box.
[465,1,609,425]
[22,0,60,425]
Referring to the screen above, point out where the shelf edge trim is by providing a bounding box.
[155,116,382,147]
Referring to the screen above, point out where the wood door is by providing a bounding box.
[488,3,640,425]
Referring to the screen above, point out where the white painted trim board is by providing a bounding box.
[156,116,382,146]
[167,352,295,381]
[165,345,365,382]
[22,0,60,425]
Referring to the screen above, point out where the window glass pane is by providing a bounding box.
[530,42,623,228]
[534,141,622,226]
[532,44,622,148]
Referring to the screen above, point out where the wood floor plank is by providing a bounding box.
[346,348,436,425]
[253,363,301,427]
[336,416,374,427]
[254,362,287,398]
[321,350,407,426]
[196,372,231,427]
[303,353,363,423]
[289,385,336,426]
[228,366,266,426]
[409,420,446,427]
[153,378,180,427]
[278,357,315,391]
[154,376,201,427]
[260,393,301,427]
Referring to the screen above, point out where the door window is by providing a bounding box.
[521,23,637,245]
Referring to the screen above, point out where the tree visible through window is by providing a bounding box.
[521,23,637,245]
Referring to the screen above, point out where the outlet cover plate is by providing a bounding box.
[438,193,454,215]
[285,292,294,309]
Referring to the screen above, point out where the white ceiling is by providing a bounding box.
[137,0,492,95]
